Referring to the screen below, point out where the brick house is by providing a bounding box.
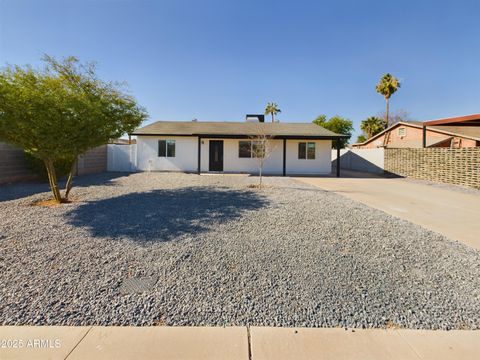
[353,114,480,149]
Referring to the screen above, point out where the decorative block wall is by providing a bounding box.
[0,142,108,184]
[384,148,480,189]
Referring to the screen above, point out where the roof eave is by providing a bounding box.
[423,113,480,126]
[131,132,346,139]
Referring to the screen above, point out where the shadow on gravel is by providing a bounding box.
[0,172,130,202]
[65,186,268,242]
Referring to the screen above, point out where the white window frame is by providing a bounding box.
[298,142,316,160]
[158,139,176,158]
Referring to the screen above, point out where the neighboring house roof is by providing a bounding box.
[132,121,347,139]
[353,121,480,147]
[423,113,480,126]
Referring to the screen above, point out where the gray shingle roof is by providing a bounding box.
[132,121,347,138]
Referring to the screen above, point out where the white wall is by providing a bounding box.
[286,139,332,174]
[200,138,284,174]
[136,136,332,175]
[332,148,384,174]
[136,136,198,172]
[107,144,137,172]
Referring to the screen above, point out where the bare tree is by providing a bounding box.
[377,109,412,125]
[249,125,276,188]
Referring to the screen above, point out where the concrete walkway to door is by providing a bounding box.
[296,172,480,251]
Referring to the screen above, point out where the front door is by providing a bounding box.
[209,140,224,171]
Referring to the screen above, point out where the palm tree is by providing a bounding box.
[264,102,281,123]
[356,134,367,143]
[375,74,400,126]
[360,116,387,139]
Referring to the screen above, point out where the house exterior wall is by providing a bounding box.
[458,138,478,147]
[199,138,284,174]
[136,136,332,175]
[354,123,479,149]
[286,139,332,174]
[356,125,450,149]
[388,126,449,147]
[136,136,198,172]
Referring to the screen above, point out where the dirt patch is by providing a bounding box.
[247,184,272,189]
[31,198,76,207]
[385,319,403,329]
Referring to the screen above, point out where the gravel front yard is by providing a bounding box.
[1,172,479,329]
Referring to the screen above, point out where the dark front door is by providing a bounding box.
[209,140,224,171]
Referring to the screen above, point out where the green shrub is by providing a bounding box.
[23,152,73,181]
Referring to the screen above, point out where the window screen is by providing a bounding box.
[158,140,166,157]
[307,142,315,159]
[298,142,306,159]
[166,140,175,157]
[252,141,265,158]
[239,141,251,158]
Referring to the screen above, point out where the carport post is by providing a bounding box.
[422,125,427,148]
[336,144,340,177]
[197,136,201,175]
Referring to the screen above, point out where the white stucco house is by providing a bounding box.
[130,118,346,176]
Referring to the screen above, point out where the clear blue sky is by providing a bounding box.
[1,0,479,140]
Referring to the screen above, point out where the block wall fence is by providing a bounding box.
[0,142,107,184]
[384,148,480,189]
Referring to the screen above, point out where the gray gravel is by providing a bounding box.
[1,172,479,329]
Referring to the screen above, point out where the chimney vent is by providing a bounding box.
[245,114,265,123]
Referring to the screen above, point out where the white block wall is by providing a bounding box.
[136,136,332,175]
[107,144,137,172]
[332,148,385,174]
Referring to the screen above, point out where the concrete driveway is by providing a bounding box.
[296,173,480,251]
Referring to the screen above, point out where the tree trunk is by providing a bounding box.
[259,164,263,188]
[64,159,77,200]
[44,159,62,203]
[271,113,274,123]
[386,97,390,127]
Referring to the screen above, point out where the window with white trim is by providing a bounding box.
[158,140,176,157]
[398,127,406,137]
[298,142,315,159]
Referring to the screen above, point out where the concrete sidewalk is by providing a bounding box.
[296,175,480,250]
[1,326,479,359]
